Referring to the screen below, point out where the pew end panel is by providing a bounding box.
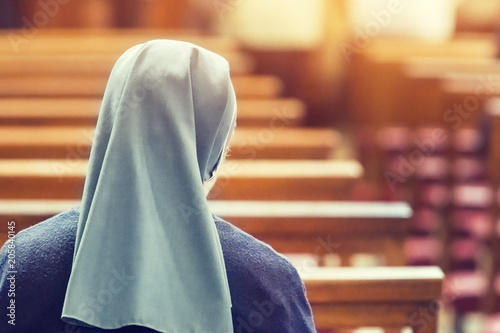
[302,266,444,332]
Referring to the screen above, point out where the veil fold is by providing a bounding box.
[62,40,236,333]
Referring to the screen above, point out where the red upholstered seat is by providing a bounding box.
[414,183,450,209]
[450,209,492,240]
[484,314,500,333]
[411,208,442,236]
[414,127,450,152]
[453,128,485,155]
[405,236,443,266]
[449,238,484,271]
[376,126,412,152]
[453,157,487,182]
[453,183,493,209]
[414,156,449,181]
[444,271,488,314]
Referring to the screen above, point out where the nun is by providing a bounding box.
[0,40,316,333]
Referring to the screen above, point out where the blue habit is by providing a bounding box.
[0,209,317,333]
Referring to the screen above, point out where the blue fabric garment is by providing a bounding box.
[0,209,317,333]
[61,40,237,332]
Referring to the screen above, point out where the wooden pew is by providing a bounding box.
[302,266,444,332]
[0,199,80,234]
[0,199,410,266]
[486,98,500,186]
[0,218,442,333]
[349,36,497,126]
[0,29,240,55]
[0,234,7,247]
[356,60,500,186]
[0,159,363,200]
[438,74,500,129]
[484,98,500,313]
[400,62,500,126]
[211,200,411,266]
[0,126,340,160]
[0,52,254,76]
[0,75,283,98]
[0,98,306,127]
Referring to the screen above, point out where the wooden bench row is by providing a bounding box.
[0,223,442,333]
[0,198,441,332]
[303,266,443,332]
[0,75,283,98]
[0,126,340,160]
[0,199,411,266]
[349,36,499,126]
[400,61,500,126]
[0,234,445,331]
[0,232,445,331]
[0,159,363,201]
[0,97,306,127]
[0,52,253,76]
[0,29,241,54]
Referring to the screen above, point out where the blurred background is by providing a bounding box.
[1,0,499,125]
[2,0,500,332]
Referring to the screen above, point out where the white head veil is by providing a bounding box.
[62,40,236,332]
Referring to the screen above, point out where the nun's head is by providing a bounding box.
[66,40,237,331]
[94,39,237,195]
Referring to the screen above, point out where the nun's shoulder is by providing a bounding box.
[213,214,306,295]
[0,209,80,333]
[0,208,79,285]
[1,208,79,258]
[213,215,317,333]
[213,213,306,289]
[213,214,298,275]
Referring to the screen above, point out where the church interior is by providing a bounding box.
[2,0,500,332]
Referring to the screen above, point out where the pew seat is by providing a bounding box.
[302,266,444,332]
[0,126,340,160]
[0,75,283,98]
[0,159,363,200]
[0,97,306,127]
[0,29,240,54]
[401,70,500,126]
[439,75,500,127]
[0,223,443,332]
[349,36,498,125]
[211,200,411,266]
[0,52,254,76]
[0,199,410,266]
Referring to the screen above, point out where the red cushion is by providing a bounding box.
[405,237,443,265]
